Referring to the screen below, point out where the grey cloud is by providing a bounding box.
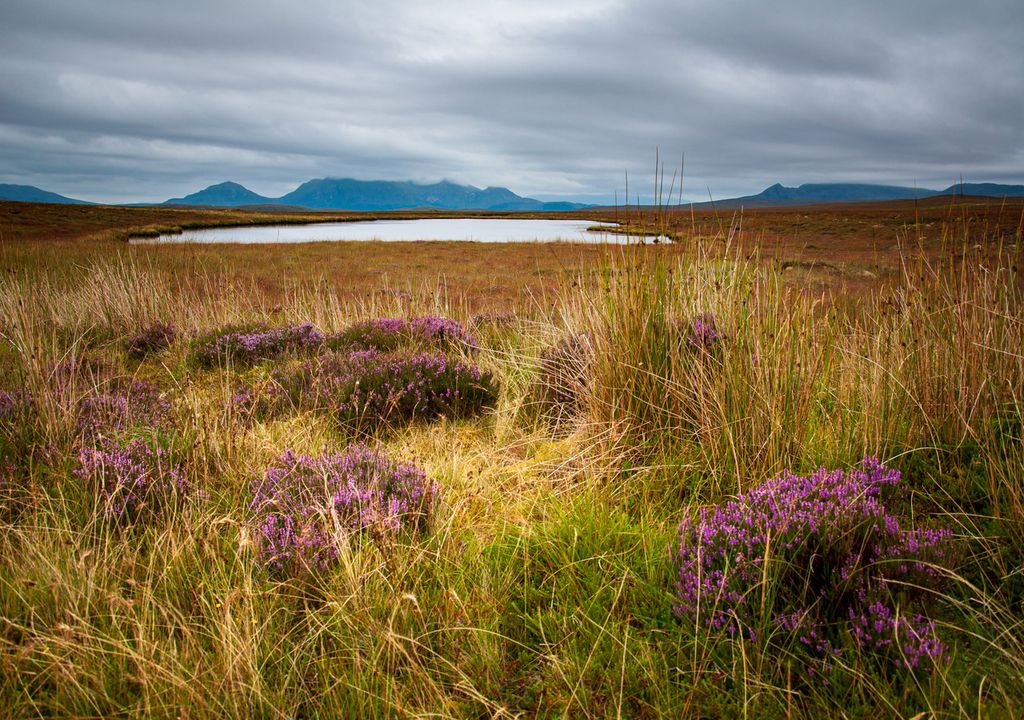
[0,0,1021,203]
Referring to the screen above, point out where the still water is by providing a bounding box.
[131,218,661,244]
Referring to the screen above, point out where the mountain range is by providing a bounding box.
[699,182,1024,208]
[2,178,1024,210]
[164,179,589,211]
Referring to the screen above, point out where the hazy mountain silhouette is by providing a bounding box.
[165,181,273,206]
[164,177,590,211]
[942,182,1024,197]
[5,178,1024,210]
[0,184,93,204]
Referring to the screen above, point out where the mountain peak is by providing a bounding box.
[759,183,790,198]
[166,182,271,206]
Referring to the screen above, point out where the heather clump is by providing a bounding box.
[8,358,172,440]
[76,438,190,524]
[674,457,952,675]
[125,321,177,360]
[191,322,325,367]
[683,311,724,353]
[224,378,293,423]
[532,334,593,424]
[248,445,437,575]
[470,311,517,329]
[74,379,172,439]
[260,349,498,429]
[326,316,477,354]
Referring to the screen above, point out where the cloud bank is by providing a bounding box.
[1,0,1021,203]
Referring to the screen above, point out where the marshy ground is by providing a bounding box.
[0,199,1022,717]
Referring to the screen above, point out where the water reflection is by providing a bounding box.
[131,218,663,244]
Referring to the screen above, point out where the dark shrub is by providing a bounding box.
[0,389,30,428]
[685,312,723,352]
[75,379,172,439]
[250,349,498,430]
[45,356,173,439]
[126,321,177,360]
[533,334,593,424]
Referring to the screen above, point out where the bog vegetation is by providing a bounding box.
[0,205,1022,718]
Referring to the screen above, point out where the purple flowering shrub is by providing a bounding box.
[674,458,952,674]
[3,358,172,440]
[326,316,477,354]
[248,445,437,575]
[0,459,33,522]
[686,312,724,352]
[55,358,171,438]
[76,438,190,524]
[670,311,724,356]
[223,378,295,423]
[126,321,177,360]
[74,379,172,438]
[191,322,326,368]
[248,349,498,429]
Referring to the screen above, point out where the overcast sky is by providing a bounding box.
[1,0,1022,204]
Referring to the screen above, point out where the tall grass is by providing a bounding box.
[573,236,1022,504]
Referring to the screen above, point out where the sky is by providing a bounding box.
[1,0,1022,204]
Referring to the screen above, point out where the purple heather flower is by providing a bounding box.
[673,457,950,674]
[248,444,437,575]
[326,316,477,354]
[686,312,724,351]
[252,349,496,428]
[75,380,172,438]
[535,334,592,422]
[0,388,30,425]
[76,438,190,524]
[192,322,326,367]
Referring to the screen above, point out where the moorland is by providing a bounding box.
[0,196,1022,717]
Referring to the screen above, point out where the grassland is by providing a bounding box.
[0,199,1022,718]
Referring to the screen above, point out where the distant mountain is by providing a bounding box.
[715,183,936,207]
[942,182,1024,197]
[165,177,590,211]
[0,183,92,204]
[703,182,1024,208]
[165,181,273,206]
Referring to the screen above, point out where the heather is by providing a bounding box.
[76,437,190,524]
[190,321,325,367]
[0,211,1022,718]
[251,348,498,429]
[325,315,477,354]
[249,445,436,576]
[1,359,171,442]
[125,320,176,359]
[674,458,951,675]
[532,333,592,424]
